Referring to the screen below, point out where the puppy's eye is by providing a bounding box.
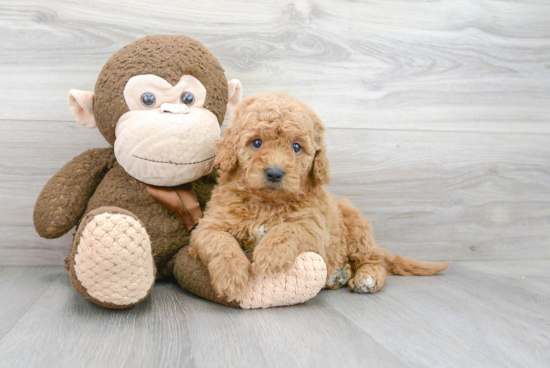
[292,142,302,154]
[181,92,194,106]
[141,92,156,107]
[251,139,262,150]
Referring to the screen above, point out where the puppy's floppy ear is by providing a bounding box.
[312,148,330,185]
[215,124,239,172]
[216,95,256,173]
[310,118,331,186]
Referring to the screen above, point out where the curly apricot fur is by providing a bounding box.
[191,93,449,299]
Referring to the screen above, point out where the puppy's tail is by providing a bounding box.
[380,249,450,276]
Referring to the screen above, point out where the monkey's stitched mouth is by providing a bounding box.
[132,154,215,166]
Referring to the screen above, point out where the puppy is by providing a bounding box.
[190,93,449,301]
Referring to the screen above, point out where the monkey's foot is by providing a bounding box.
[236,252,327,309]
[68,207,156,309]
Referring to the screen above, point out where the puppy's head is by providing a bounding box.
[215,93,330,200]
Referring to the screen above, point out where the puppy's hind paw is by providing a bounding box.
[325,264,352,290]
[349,272,385,294]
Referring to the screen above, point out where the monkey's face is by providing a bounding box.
[113,74,220,186]
[66,35,243,187]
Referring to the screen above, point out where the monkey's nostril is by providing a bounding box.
[160,103,189,114]
[265,167,284,183]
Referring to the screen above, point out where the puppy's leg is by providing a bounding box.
[325,263,353,290]
[253,222,326,277]
[349,259,387,294]
[337,199,388,293]
[348,233,388,294]
[190,221,253,301]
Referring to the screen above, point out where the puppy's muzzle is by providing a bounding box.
[265,167,284,183]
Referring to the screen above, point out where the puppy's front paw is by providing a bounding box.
[253,246,297,277]
[208,254,253,301]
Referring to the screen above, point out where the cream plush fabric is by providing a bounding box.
[236,252,327,309]
[73,212,155,306]
[114,108,220,186]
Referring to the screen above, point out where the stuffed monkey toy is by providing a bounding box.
[34,35,326,309]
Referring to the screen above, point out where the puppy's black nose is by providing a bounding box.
[265,167,284,183]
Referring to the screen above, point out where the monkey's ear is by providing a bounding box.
[225,79,242,119]
[68,89,97,129]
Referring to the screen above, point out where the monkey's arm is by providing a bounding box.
[34,147,116,239]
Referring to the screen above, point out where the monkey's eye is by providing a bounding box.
[251,139,262,150]
[140,92,156,107]
[292,142,302,154]
[181,92,195,106]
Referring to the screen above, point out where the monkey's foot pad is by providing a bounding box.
[236,252,328,309]
[73,212,155,307]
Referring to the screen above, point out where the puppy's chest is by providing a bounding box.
[227,213,285,251]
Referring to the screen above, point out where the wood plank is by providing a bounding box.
[0,0,548,133]
[0,226,72,265]
[318,260,550,367]
[0,268,195,368]
[0,262,547,367]
[175,284,405,368]
[0,266,60,340]
[325,129,550,261]
[3,120,549,264]
[0,266,404,368]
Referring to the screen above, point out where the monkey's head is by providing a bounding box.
[67,35,242,186]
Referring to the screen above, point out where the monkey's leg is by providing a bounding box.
[66,207,156,309]
[173,246,327,309]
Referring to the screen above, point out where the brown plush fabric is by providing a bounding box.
[173,246,241,308]
[94,35,229,145]
[34,148,116,239]
[82,161,217,276]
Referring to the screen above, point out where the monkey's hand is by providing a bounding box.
[34,147,116,239]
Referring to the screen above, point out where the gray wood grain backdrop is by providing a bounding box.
[1,0,549,265]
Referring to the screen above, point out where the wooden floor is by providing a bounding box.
[0,261,548,368]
